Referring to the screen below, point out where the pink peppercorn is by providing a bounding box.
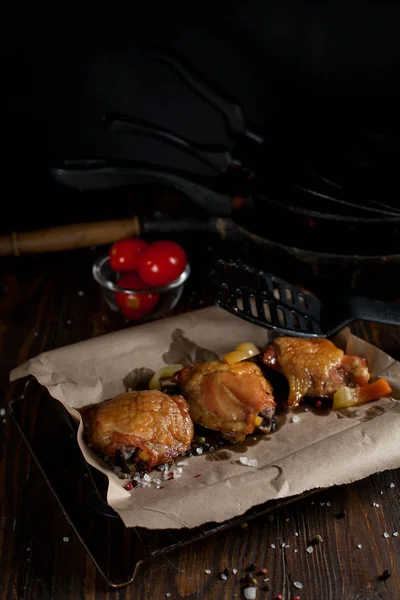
[124,483,133,491]
[316,400,322,408]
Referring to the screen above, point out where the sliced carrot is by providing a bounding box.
[357,378,392,403]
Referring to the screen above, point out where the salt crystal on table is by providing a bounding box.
[232,568,238,574]
[0,408,5,416]
[293,581,303,589]
[306,546,314,553]
[248,459,258,467]
[244,587,257,599]
[295,532,299,536]
[240,457,249,466]
[196,447,203,455]
[63,537,69,543]
[291,415,300,423]
[166,593,171,598]
[393,532,399,537]
[383,532,390,538]
[357,544,362,549]
[390,483,395,488]
[143,474,151,482]
[271,544,276,549]
[281,543,286,548]
[220,573,228,581]
[205,569,211,574]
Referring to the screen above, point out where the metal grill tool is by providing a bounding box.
[212,259,400,338]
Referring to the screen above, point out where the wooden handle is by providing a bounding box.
[0,217,141,256]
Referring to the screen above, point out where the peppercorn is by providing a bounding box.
[379,569,391,581]
[124,483,133,490]
[315,400,322,408]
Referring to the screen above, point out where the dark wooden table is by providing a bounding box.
[1,248,400,600]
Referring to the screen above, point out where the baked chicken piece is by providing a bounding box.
[262,337,370,406]
[80,390,194,470]
[175,360,275,443]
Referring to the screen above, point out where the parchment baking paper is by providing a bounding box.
[10,306,400,529]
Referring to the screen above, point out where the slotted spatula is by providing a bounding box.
[211,259,400,338]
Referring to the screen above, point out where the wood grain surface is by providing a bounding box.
[1,248,400,600]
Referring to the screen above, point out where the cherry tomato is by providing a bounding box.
[109,238,148,272]
[138,241,187,286]
[114,273,160,320]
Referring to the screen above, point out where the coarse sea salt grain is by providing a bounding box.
[220,573,228,581]
[295,532,299,536]
[63,537,69,543]
[196,447,203,455]
[232,568,238,574]
[240,457,249,465]
[244,587,257,600]
[293,581,303,589]
[271,544,276,549]
[383,532,390,538]
[205,569,211,574]
[390,483,395,488]
[291,415,300,423]
[143,474,151,482]
[0,408,5,416]
[306,546,314,553]
[248,459,258,468]
[357,544,362,549]
[393,532,399,537]
[281,543,286,548]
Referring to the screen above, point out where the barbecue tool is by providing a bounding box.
[212,259,400,338]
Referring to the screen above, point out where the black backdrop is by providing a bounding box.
[3,3,400,231]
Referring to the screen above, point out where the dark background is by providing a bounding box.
[3,3,400,232]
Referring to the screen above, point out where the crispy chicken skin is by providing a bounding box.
[262,337,370,406]
[80,390,194,469]
[176,360,275,442]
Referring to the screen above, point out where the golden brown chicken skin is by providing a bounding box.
[80,390,194,469]
[262,337,370,406]
[176,360,275,443]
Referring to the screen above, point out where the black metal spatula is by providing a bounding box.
[211,259,400,338]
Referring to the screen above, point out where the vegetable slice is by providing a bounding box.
[149,364,183,390]
[223,342,260,364]
[333,378,392,410]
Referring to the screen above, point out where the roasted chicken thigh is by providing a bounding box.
[80,390,194,469]
[262,337,370,406]
[176,360,275,442]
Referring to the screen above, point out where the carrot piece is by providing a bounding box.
[357,378,392,403]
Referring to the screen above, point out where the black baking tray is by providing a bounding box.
[9,376,317,589]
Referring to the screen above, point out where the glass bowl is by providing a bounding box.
[93,254,191,322]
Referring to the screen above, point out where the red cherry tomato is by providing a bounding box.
[109,238,148,272]
[114,273,160,320]
[138,241,187,286]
